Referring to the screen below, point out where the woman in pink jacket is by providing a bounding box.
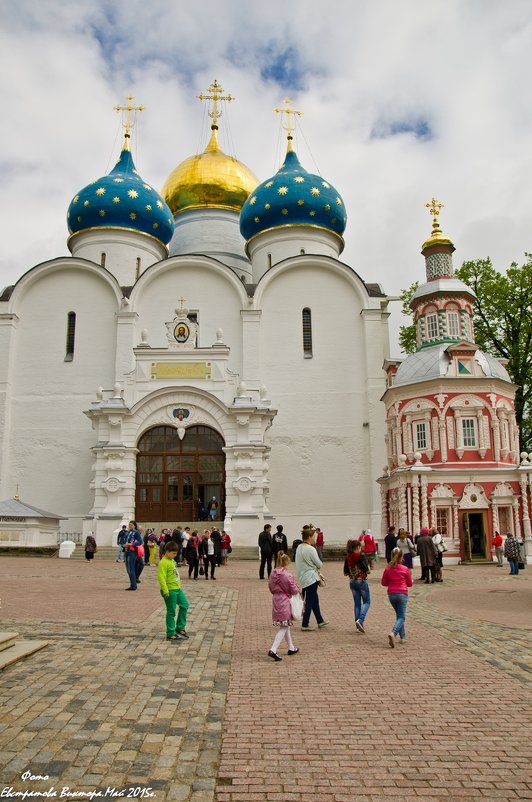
[267,553,300,661]
[381,547,413,648]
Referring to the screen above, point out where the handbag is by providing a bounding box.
[136,544,144,558]
[199,565,205,576]
[227,545,232,554]
[290,593,304,620]
[318,572,326,587]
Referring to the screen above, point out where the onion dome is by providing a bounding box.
[67,136,174,246]
[239,141,347,243]
[162,128,259,216]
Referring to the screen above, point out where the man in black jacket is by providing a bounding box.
[258,524,273,579]
[272,524,288,567]
[210,527,222,566]
[384,525,397,563]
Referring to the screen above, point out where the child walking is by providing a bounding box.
[381,546,413,647]
[157,541,190,641]
[267,553,300,662]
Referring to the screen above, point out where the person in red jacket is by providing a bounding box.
[358,528,377,569]
[315,527,325,560]
[493,531,504,567]
[381,547,413,647]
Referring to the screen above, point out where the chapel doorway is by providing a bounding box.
[462,512,487,561]
[135,425,225,523]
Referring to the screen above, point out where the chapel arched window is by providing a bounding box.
[426,313,438,340]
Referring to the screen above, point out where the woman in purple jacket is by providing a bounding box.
[267,553,300,661]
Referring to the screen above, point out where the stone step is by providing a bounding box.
[0,632,18,652]
[69,547,116,560]
[0,632,47,671]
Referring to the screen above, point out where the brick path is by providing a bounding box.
[0,556,530,802]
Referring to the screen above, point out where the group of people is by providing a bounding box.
[266,521,419,659]
[196,496,219,522]
[343,538,413,647]
[384,525,446,582]
[265,522,451,658]
[493,530,525,574]
[267,524,327,660]
[258,523,325,580]
[117,522,232,590]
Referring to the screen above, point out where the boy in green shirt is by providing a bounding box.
[158,541,190,641]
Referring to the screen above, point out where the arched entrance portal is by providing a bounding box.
[136,425,225,522]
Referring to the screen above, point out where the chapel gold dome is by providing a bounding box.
[162,128,259,216]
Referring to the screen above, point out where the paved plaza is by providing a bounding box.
[0,554,531,802]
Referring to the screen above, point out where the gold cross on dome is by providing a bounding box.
[274,97,303,139]
[425,197,444,236]
[114,95,145,139]
[426,197,444,220]
[197,80,234,128]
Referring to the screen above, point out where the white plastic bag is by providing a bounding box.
[290,593,304,620]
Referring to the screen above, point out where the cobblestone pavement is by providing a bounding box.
[0,556,530,802]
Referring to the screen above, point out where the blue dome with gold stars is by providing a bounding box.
[240,147,346,243]
[67,145,174,246]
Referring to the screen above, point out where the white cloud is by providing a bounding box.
[1,0,531,353]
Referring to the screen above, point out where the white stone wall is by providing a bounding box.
[69,229,167,286]
[255,258,388,542]
[130,258,246,375]
[1,263,119,518]
[169,209,252,280]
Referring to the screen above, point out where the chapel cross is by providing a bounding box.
[197,80,234,129]
[114,95,145,142]
[274,97,303,140]
[425,197,444,235]
[425,197,444,219]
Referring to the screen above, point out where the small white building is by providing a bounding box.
[0,498,65,547]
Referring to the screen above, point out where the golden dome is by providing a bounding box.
[162,128,259,216]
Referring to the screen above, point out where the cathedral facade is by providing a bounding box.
[0,92,391,547]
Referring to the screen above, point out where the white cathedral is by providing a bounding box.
[0,88,392,547]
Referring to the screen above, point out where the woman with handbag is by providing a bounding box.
[343,539,370,633]
[295,525,328,631]
[431,527,446,582]
[267,552,300,661]
[220,530,232,565]
[185,530,201,580]
[396,528,415,570]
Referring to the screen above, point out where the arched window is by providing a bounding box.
[65,312,76,362]
[426,311,438,340]
[446,305,460,338]
[302,308,312,358]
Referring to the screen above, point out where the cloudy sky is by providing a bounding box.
[1,0,531,354]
